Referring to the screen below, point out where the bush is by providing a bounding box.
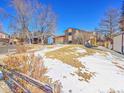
[4,53,61,93]
[16,45,27,53]
[4,54,47,76]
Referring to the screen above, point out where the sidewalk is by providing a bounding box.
[94,46,124,58]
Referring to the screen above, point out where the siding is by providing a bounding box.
[113,34,122,53]
[54,36,65,44]
[0,33,6,38]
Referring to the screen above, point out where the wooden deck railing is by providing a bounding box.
[0,64,53,93]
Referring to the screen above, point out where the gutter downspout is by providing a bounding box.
[122,33,124,54]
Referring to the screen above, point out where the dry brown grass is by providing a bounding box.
[45,45,96,82]
[16,44,28,53]
[3,53,61,93]
[26,44,42,50]
[112,61,124,70]
[45,45,55,49]
[4,54,48,82]
[3,54,47,93]
[76,68,95,82]
[45,45,96,68]
[46,45,85,68]
[15,44,43,54]
[116,65,124,70]
[108,88,116,93]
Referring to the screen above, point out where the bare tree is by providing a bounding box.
[74,31,83,44]
[0,0,35,43]
[36,5,57,44]
[98,8,120,38]
[0,0,57,44]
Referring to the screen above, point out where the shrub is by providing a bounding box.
[16,45,27,53]
[4,54,47,92]
[4,53,61,93]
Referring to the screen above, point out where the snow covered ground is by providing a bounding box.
[35,45,124,93]
[79,53,124,93]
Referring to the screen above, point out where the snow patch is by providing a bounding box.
[35,45,124,93]
[75,47,87,53]
[79,53,124,93]
[43,58,88,93]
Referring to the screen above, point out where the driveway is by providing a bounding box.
[94,46,124,58]
[0,45,16,55]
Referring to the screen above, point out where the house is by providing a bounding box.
[9,38,21,45]
[65,28,93,44]
[0,31,8,39]
[113,32,124,54]
[104,37,113,49]
[0,31,9,45]
[11,31,52,44]
[53,35,65,44]
[53,28,93,44]
[30,31,54,44]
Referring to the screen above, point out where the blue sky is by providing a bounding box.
[0,0,122,35]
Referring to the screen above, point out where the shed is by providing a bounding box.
[113,32,124,54]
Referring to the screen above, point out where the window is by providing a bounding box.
[68,41,72,44]
[68,32,72,35]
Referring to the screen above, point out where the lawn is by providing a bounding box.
[45,45,97,82]
[1,44,124,93]
[37,45,124,93]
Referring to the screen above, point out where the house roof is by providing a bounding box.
[0,38,9,42]
[53,35,65,38]
[64,27,93,33]
[0,31,8,35]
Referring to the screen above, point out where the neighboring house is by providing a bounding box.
[113,32,124,54]
[65,28,93,44]
[53,28,93,44]
[53,35,65,44]
[9,38,21,45]
[30,31,55,44]
[89,32,113,48]
[104,37,113,49]
[11,31,53,44]
[0,31,9,45]
[0,31,8,38]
